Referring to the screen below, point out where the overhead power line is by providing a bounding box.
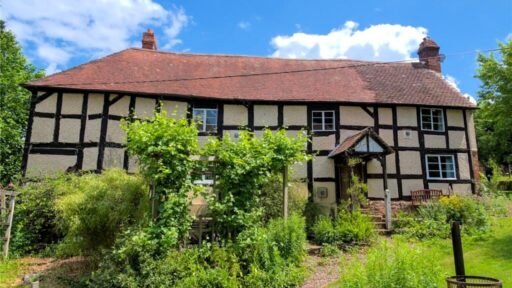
[44,47,502,87]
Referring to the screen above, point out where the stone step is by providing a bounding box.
[376,228,391,235]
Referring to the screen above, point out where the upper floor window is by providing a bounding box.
[426,154,456,179]
[312,110,335,131]
[193,171,215,185]
[421,108,444,131]
[193,107,218,132]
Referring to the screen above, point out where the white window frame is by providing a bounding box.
[311,110,335,131]
[425,154,456,180]
[420,108,445,132]
[193,173,214,185]
[193,108,218,132]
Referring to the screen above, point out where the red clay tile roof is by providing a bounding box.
[25,48,475,108]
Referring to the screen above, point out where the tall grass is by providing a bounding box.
[312,210,375,245]
[338,240,443,288]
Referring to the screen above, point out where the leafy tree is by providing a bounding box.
[122,110,199,246]
[262,129,310,219]
[475,40,512,166]
[205,129,310,238]
[0,20,44,185]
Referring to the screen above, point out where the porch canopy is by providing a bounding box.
[328,127,393,160]
[328,127,394,197]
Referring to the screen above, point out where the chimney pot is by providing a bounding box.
[417,36,441,73]
[142,28,157,50]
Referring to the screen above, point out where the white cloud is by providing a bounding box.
[270,21,427,61]
[444,75,477,104]
[162,6,190,49]
[238,21,251,30]
[45,63,61,75]
[2,0,189,71]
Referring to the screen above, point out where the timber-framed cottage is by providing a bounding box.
[22,29,478,211]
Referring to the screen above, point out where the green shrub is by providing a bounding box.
[261,178,309,222]
[10,176,69,255]
[243,264,305,288]
[319,244,340,257]
[481,194,509,217]
[89,241,239,288]
[304,201,323,235]
[312,210,375,246]
[339,240,443,288]
[311,216,336,244]
[55,169,149,255]
[394,210,450,239]
[395,195,492,239]
[90,216,307,288]
[498,179,512,191]
[266,214,306,265]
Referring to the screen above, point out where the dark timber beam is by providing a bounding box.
[392,106,403,198]
[361,106,374,118]
[21,91,38,176]
[97,93,110,171]
[77,93,89,169]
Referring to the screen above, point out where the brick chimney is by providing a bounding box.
[142,28,157,50]
[417,37,441,73]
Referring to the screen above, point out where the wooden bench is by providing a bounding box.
[411,189,443,206]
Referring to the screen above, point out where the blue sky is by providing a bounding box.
[2,0,511,100]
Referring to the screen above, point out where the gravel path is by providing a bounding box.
[301,254,341,288]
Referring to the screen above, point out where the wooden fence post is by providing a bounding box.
[283,166,289,221]
[2,190,17,259]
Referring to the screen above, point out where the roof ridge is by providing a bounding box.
[129,47,379,63]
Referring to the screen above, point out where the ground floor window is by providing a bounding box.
[426,154,456,179]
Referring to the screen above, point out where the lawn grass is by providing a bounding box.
[0,259,22,287]
[431,217,512,286]
[332,216,512,287]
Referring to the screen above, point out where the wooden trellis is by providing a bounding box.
[1,188,17,259]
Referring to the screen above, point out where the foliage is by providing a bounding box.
[480,160,507,195]
[261,178,309,222]
[122,110,198,244]
[304,201,324,235]
[0,20,44,185]
[346,173,368,210]
[346,158,368,211]
[10,176,68,255]
[475,40,512,165]
[205,129,310,239]
[319,243,340,257]
[311,209,375,246]
[54,169,149,256]
[395,195,493,239]
[89,216,307,288]
[338,240,443,288]
[235,215,307,287]
[88,239,238,288]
